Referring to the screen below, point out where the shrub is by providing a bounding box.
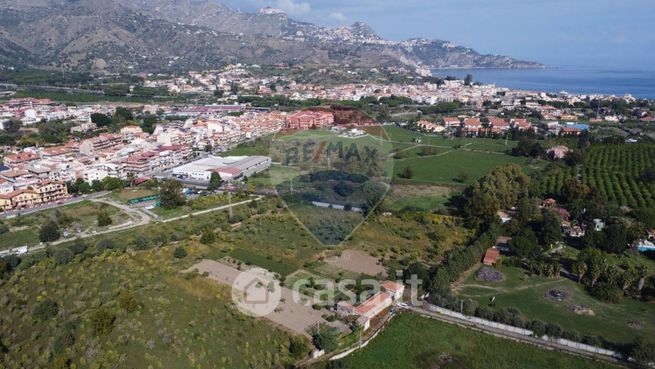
[589,283,623,303]
[132,234,150,250]
[52,248,74,265]
[54,330,75,354]
[289,336,311,359]
[118,290,139,312]
[561,330,581,342]
[90,308,115,336]
[199,227,215,244]
[527,320,546,337]
[173,246,188,259]
[545,322,563,338]
[68,240,87,255]
[96,239,115,251]
[474,306,494,320]
[97,211,113,227]
[34,298,59,321]
[631,337,655,368]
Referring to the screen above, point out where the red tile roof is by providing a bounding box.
[483,248,500,265]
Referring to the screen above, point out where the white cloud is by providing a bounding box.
[275,0,312,16]
[328,11,347,22]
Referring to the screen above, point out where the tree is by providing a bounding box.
[361,180,387,215]
[173,246,188,259]
[516,197,539,225]
[101,176,124,191]
[603,223,630,254]
[581,248,608,287]
[312,329,339,352]
[90,113,112,127]
[90,308,115,336]
[91,180,103,192]
[536,210,562,248]
[3,118,21,133]
[561,178,590,204]
[510,228,540,258]
[160,179,186,209]
[97,211,113,227]
[39,220,61,242]
[207,173,222,192]
[34,298,59,321]
[463,187,498,230]
[0,220,8,235]
[572,260,588,283]
[52,248,74,265]
[620,262,639,292]
[464,73,474,86]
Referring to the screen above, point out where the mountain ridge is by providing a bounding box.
[0,0,544,72]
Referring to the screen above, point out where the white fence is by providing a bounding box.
[424,303,622,359]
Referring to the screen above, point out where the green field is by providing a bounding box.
[327,313,616,369]
[0,201,127,250]
[393,149,536,185]
[385,184,453,212]
[457,266,655,344]
[384,125,542,185]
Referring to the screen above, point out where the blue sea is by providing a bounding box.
[433,66,655,99]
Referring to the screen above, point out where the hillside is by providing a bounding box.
[0,0,543,72]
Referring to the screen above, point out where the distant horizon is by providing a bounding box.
[222,0,655,70]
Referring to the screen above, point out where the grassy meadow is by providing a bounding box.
[324,313,617,369]
[456,265,655,344]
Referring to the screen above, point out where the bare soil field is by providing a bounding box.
[325,249,387,277]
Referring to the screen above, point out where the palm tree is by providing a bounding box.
[620,262,639,292]
[572,260,588,283]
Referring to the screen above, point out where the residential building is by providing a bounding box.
[286,111,334,130]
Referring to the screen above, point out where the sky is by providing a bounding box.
[221,0,655,69]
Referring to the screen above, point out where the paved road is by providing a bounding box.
[0,191,110,220]
[406,306,626,367]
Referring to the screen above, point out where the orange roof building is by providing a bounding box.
[483,247,500,266]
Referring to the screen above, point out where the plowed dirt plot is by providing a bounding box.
[325,249,387,277]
